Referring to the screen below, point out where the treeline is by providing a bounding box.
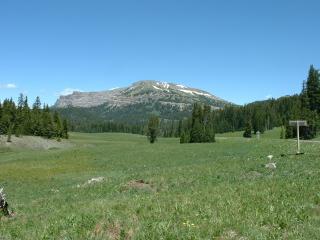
[0,94,68,140]
[213,65,319,139]
[68,120,145,135]
[179,65,320,141]
[211,95,302,134]
[67,118,183,137]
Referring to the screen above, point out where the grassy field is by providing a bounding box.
[0,131,320,239]
[216,127,282,139]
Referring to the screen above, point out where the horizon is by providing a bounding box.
[0,78,302,107]
[1,0,320,105]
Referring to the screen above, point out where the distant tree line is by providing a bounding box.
[66,117,183,137]
[179,65,320,141]
[0,94,68,141]
[67,120,145,135]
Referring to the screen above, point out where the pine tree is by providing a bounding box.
[204,125,215,142]
[306,65,320,112]
[41,109,55,139]
[7,124,13,142]
[190,119,204,143]
[33,96,41,111]
[180,131,190,144]
[62,119,69,139]
[243,121,252,138]
[0,102,2,135]
[190,104,205,143]
[22,96,31,135]
[18,93,24,109]
[301,80,309,109]
[31,97,42,136]
[177,120,182,137]
[53,111,63,139]
[14,93,25,137]
[280,125,285,139]
[285,124,293,139]
[147,115,160,143]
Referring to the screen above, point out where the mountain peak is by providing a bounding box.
[54,80,229,109]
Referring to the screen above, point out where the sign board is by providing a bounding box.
[289,120,308,126]
[289,120,307,154]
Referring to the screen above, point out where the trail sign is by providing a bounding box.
[289,120,307,154]
[289,120,307,126]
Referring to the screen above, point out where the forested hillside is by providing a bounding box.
[54,80,231,133]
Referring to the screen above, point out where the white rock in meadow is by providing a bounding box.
[267,155,273,161]
[87,177,104,184]
[265,162,276,169]
[76,177,105,188]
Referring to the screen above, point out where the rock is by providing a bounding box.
[267,155,273,161]
[87,177,104,185]
[265,162,276,169]
[77,177,105,188]
[0,188,10,217]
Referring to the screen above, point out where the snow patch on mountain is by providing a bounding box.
[176,84,186,88]
[156,82,170,89]
[153,85,162,90]
[109,87,120,90]
[177,89,212,98]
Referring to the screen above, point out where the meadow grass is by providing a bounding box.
[216,127,281,139]
[0,131,320,239]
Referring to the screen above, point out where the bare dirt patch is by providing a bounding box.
[92,221,136,240]
[106,223,121,240]
[0,135,73,150]
[217,230,248,240]
[92,222,121,240]
[123,179,155,192]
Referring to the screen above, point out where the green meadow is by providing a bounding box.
[0,131,320,239]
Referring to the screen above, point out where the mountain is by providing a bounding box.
[54,80,231,124]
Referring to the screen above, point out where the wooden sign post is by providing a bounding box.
[289,120,307,154]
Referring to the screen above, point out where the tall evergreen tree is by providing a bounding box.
[243,121,252,138]
[53,111,63,138]
[306,65,320,112]
[190,118,204,143]
[280,126,285,139]
[147,115,160,143]
[180,131,190,143]
[62,119,69,139]
[7,124,13,142]
[33,96,41,111]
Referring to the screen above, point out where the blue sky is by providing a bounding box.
[0,0,319,106]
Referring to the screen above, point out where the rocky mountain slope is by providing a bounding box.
[55,80,228,109]
[54,80,231,123]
